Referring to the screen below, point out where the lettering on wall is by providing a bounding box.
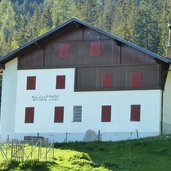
[32,95,59,102]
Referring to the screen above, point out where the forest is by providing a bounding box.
[0,0,171,57]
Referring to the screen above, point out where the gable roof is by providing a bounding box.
[0,18,171,64]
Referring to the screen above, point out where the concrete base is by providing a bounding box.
[0,131,159,143]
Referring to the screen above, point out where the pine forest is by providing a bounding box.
[0,0,171,57]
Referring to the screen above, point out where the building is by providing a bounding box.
[0,18,171,142]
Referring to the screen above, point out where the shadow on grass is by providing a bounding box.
[0,160,57,171]
[54,136,171,171]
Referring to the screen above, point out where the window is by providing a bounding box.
[25,107,34,123]
[73,106,82,122]
[90,41,101,57]
[102,73,113,88]
[59,43,70,58]
[131,72,142,88]
[130,105,140,122]
[26,76,36,90]
[54,107,64,123]
[101,106,111,122]
[56,75,65,89]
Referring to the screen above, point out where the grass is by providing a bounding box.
[0,135,171,171]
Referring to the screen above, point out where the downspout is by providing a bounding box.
[161,89,164,135]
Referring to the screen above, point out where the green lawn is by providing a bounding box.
[0,135,171,171]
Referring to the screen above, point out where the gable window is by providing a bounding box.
[54,106,64,123]
[73,106,82,122]
[131,72,142,88]
[56,75,65,89]
[101,105,111,122]
[90,41,101,57]
[59,43,70,58]
[102,73,113,89]
[26,76,36,90]
[130,105,140,122]
[25,107,34,123]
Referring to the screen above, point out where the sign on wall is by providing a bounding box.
[32,95,59,102]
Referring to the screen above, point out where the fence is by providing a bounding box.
[0,138,54,161]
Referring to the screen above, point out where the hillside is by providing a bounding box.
[0,135,171,171]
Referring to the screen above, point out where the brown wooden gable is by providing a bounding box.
[8,20,168,91]
[18,23,158,69]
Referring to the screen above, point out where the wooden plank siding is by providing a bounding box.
[17,25,169,90]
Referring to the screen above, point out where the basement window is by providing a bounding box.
[101,105,111,122]
[90,41,101,57]
[26,76,36,90]
[54,106,64,123]
[59,43,70,58]
[73,106,82,122]
[56,75,65,89]
[25,107,34,123]
[130,105,140,122]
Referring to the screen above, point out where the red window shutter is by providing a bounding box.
[25,107,34,123]
[59,43,70,58]
[131,105,140,121]
[56,75,65,89]
[102,73,113,88]
[90,41,101,57]
[54,107,64,123]
[27,76,36,90]
[101,106,111,122]
[131,72,142,88]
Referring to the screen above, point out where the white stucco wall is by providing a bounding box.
[163,65,171,134]
[0,58,18,142]
[13,68,162,142]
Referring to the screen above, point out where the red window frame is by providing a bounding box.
[131,72,142,88]
[54,107,64,123]
[59,43,70,58]
[56,75,65,89]
[102,73,113,88]
[101,105,111,122]
[90,41,101,57]
[130,105,140,122]
[25,107,34,123]
[26,76,36,90]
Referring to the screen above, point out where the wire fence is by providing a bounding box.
[0,138,54,161]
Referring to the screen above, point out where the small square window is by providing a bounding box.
[90,41,101,57]
[73,106,82,122]
[131,72,142,88]
[102,73,113,89]
[131,105,140,122]
[25,107,34,123]
[101,106,111,122]
[54,107,64,123]
[26,76,36,90]
[59,43,70,58]
[56,75,65,89]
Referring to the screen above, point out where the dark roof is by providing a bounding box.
[1,18,171,64]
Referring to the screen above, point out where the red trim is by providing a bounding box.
[90,41,101,57]
[131,72,142,88]
[102,73,113,88]
[131,105,140,121]
[56,75,65,89]
[101,106,111,122]
[59,43,70,58]
[25,107,34,123]
[54,107,64,123]
[27,76,36,90]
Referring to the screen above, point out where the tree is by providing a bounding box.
[133,0,161,53]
